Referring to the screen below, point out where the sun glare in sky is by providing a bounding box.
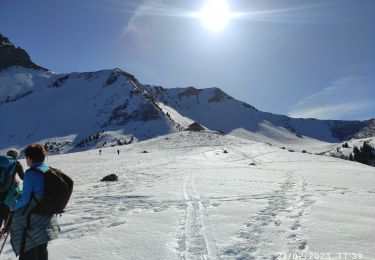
[199,0,230,32]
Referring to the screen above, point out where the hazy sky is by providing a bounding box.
[1,0,374,120]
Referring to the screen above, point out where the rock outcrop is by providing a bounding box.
[0,34,47,70]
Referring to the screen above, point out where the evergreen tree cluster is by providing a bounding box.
[349,141,375,166]
[75,130,105,148]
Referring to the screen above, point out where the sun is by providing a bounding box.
[199,0,230,32]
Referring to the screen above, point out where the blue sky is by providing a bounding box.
[1,0,374,120]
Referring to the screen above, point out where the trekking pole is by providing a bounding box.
[0,213,12,256]
[0,230,9,255]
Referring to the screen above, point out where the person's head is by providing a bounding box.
[24,144,47,167]
[7,149,20,159]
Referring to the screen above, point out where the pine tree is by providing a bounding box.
[360,141,375,166]
[353,146,362,162]
[352,142,375,166]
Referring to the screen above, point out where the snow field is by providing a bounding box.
[2,131,374,259]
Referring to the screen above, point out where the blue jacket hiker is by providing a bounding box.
[9,144,59,260]
[12,162,46,212]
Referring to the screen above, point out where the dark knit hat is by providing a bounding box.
[7,149,20,159]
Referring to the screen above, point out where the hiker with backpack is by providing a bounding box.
[0,144,73,259]
[0,149,24,229]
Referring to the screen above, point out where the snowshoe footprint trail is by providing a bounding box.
[222,172,315,259]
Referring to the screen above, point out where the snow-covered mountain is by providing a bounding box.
[146,85,375,145]
[0,66,185,154]
[1,33,374,154]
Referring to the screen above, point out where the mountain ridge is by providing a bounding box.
[0,33,374,154]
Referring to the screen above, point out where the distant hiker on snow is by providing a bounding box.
[0,149,24,228]
[0,144,73,259]
[99,149,102,155]
[117,149,120,155]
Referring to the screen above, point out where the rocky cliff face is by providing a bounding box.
[0,34,46,71]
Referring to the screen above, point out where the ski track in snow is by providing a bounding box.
[178,175,219,260]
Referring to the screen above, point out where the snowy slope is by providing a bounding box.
[2,131,375,259]
[0,67,184,154]
[0,66,52,104]
[146,86,375,148]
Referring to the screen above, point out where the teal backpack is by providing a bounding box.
[3,183,21,206]
[0,155,17,192]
